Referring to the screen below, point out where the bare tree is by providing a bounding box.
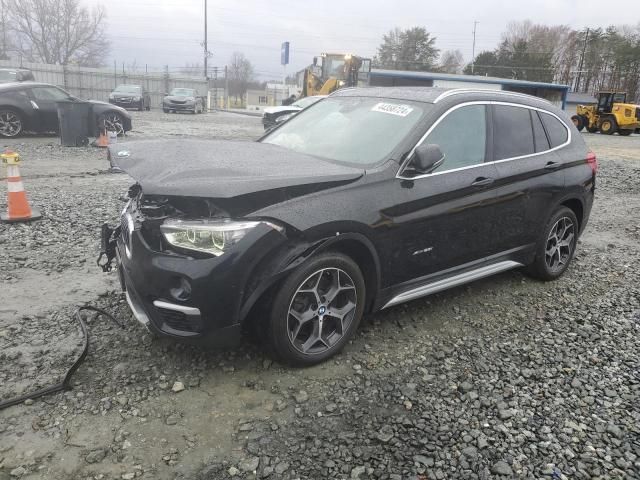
[228,52,254,102]
[8,0,109,66]
[439,49,464,74]
[375,27,439,71]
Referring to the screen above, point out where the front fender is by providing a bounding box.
[238,231,382,323]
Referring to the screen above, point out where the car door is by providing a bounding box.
[381,103,501,286]
[490,103,567,253]
[28,86,72,132]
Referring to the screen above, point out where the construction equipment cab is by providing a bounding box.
[572,91,640,136]
[301,53,371,97]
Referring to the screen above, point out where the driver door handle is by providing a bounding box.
[545,161,561,170]
[471,177,494,187]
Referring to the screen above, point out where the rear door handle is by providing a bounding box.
[545,161,561,170]
[471,177,494,187]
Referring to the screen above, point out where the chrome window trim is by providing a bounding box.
[433,88,553,105]
[397,100,572,181]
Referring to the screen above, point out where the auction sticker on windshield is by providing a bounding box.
[371,102,414,117]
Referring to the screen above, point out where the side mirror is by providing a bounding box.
[413,144,445,173]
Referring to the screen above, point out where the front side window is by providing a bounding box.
[30,87,72,101]
[492,105,535,160]
[262,97,426,166]
[423,104,487,172]
[539,112,568,148]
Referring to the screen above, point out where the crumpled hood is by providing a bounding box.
[109,139,364,199]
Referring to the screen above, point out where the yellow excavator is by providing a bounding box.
[301,53,371,98]
[572,91,640,136]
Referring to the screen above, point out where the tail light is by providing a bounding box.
[586,151,597,174]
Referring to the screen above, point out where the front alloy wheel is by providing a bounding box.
[288,268,357,355]
[98,112,125,136]
[0,110,23,137]
[268,253,365,366]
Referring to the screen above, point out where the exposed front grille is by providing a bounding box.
[117,97,132,103]
[157,307,202,333]
[120,213,132,257]
[170,99,187,104]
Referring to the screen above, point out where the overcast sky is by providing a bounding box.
[90,0,640,79]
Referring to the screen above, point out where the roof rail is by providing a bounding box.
[433,88,553,105]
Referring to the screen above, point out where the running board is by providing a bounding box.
[382,260,523,309]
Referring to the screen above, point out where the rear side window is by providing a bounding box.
[426,104,486,172]
[531,111,550,152]
[492,105,534,160]
[539,112,568,148]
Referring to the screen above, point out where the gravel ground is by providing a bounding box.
[0,113,638,480]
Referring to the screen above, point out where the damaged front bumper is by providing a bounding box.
[99,208,288,347]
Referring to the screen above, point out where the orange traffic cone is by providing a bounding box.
[1,150,41,223]
[96,127,109,148]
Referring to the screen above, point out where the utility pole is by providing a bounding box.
[575,28,589,93]
[471,21,479,75]
[0,0,7,60]
[203,0,208,79]
[213,66,218,110]
[224,65,229,109]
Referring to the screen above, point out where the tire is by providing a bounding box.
[268,252,366,366]
[599,116,617,135]
[163,108,169,113]
[138,102,144,112]
[0,108,24,137]
[97,112,125,136]
[571,115,584,131]
[618,129,632,136]
[525,206,579,281]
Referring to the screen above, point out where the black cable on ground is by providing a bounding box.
[0,306,124,410]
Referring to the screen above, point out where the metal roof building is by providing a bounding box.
[368,69,570,109]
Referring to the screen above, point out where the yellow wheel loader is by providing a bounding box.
[301,53,371,98]
[571,92,640,136]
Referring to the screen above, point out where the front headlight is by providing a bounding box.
[132,96,141,101]
[160,219,282,256]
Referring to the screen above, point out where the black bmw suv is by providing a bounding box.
[105,87,596,366]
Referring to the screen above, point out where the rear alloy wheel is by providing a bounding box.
[0,109,23,137]
[525,206,578,281]
[97,112,125,136]
[599,117,617,135]
[268,253,365,366]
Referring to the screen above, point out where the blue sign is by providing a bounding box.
[281,41,290,65]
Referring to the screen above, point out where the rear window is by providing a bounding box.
[540,112,568,148]
[531,111,550,153]
[492,105,534,160]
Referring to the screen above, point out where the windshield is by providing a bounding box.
[114,85,141,93]
[292,96,323,109]
[170,88,196,97]
[262,97,426,165]
[0,71,17,82]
